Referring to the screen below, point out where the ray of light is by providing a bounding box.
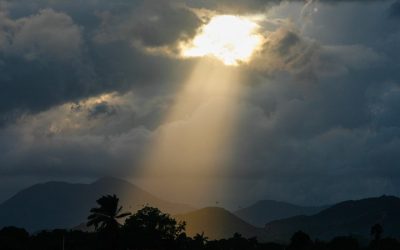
[129,14,266,207]
[134,59,243,206]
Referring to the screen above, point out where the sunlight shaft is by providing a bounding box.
[135,60,242,205]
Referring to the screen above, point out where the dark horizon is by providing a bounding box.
[1,175,398,210]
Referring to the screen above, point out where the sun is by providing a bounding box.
[182,15,264,66]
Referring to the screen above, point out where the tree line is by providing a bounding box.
[0,194,399,250]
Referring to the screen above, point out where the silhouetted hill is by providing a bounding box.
[235,200,327,227]
[175,207,267,240]
[0,177,193,232]
[264,195,400,242]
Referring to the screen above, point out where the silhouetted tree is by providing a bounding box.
[8,202,400,250]
[0,227,29,250]
[193,232,208,248]
[313,239,328,250]
[206,233,258,250]
[377,238,400,250]
[231,233,258,250]
[259,242,286,250]
[5,221,400,250]
[289,231,313,250]
[87,194,131,249]
[31,229,68,250]
[328,236,359,250]
[371,223,383,241]
[29,229,96,250]
[122,206,185,250]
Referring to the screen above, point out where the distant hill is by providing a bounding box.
[264,196,400,242]
[0,177,193,232]
[235,200,327,227]
[175,207,267,240]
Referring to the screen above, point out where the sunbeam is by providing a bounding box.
[133,14,266,206]
[135,59,243,205]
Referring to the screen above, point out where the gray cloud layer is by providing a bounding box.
[0,0,399,206]
[0,0,199,124]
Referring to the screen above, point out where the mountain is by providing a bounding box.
[235,200,327,227]
[175,207,267,240]
[0,177,193,232]
[264,195,400,242]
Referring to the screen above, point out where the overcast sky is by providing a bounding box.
[1,0,400,208]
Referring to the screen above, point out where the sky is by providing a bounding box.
[1,0,400,208]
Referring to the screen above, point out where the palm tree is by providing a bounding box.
[87,194,131,249]
[371,223,383,241]
[87,194,131,231]
[193,232,208,248]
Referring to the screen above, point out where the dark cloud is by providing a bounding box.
[0,54,92,124]
[187,0,280,14]
[0,8,90,124]
[130,2,201,47]
[390,0,400,18]
[250,28,318,77]
[187,0,383,15]
[0,2,198,125]
[88,101,117,119]
[92,1,201,48]
[369,84,400,128]
[0,0,400,207]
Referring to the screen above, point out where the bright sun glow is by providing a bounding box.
[182,15,264,66]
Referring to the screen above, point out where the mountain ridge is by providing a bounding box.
[174,206,268,240]
[2,178,400,243]
[0,177,194,232]
[234,199,327,227]
[264,195,400,241]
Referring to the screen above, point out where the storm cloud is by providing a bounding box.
[0,0,400,207]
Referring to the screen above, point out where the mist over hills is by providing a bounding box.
[0,177,327,234]
[235,200,327,227]
[264,196,400,241]
[0,177,193,232]
[175,207,267,240]
[1,178,400,243]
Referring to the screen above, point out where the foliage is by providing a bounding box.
[1,195,398,250]
[122,206,186,249]
[0,227,29,250]
[370,223,383,241]
[289,231,313,250]
[86,194,131,249]
[87,194,131,232]
[328,236,359,250]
